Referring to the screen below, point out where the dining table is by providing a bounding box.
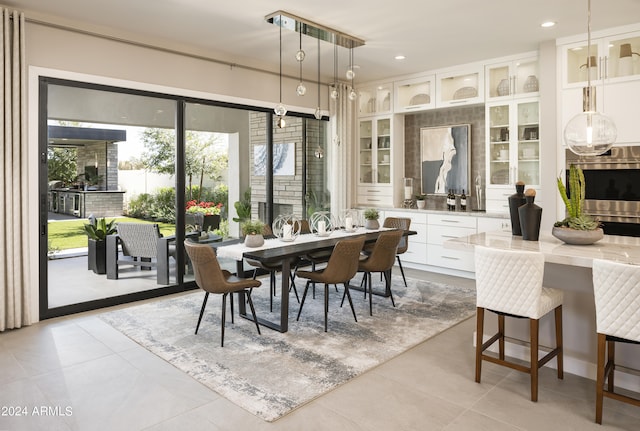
[214,227,407,333]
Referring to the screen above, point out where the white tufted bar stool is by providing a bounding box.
[474,246,564,402]
[592,259,640,424]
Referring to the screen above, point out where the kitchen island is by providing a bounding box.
[445,230,640,389]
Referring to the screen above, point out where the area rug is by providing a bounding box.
[99,274,476,421]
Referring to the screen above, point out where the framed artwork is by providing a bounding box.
[254,142,295,176]
[420,124,470,194]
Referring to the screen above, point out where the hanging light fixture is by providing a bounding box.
[348,44,357,101]
[330,39,339,100]
[274,15,287,128]
[314,37,322,120]
[563,0,616,156]
[296,30,306,96]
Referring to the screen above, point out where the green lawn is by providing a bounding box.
[48,217,176,251]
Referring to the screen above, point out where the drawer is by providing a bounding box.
[477,217,511,233]
[486,187,541,201]
[402,242,428,264]
[407,223,427,244]
[427,244,475,272]
[485,199,510,214]
[382,210,428,227]
[427,225,476,245]
[357,186,392,197]
[358,194,394,206]
[428,213,477,229]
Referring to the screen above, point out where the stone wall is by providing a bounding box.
[76,142,119,190]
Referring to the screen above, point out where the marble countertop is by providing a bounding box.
[445,230,640,268]
[381,208,509,219]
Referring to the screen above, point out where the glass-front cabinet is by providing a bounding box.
[485,55,538,100]
[359,117,392,185]
[561,30,640,87]
[486,99,540,187]
[394,75,435,112]
[358,83,393,117]
[436,67,483,107]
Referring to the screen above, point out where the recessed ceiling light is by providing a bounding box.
[541,21,556,28]
[395,55,406,60]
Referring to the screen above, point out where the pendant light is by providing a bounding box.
[347,44,357,101]
[274,16,287,128]
[330,39,339,100]
[314,37,322,120]
[563,0,616,156]
[296,30,306,96]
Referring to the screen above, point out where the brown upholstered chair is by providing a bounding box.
[185,242,262,347]
[295,236,365,332]
[356,230,404,316]
[362,217,411,287]
[245,224,299,310]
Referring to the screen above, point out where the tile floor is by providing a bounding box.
[1,270,639,431]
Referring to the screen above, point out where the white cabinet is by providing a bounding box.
[358,83,393,117]
[560,29,640,146]
[436,67,483,107]
[477,216,511,233]
[394,75,435,112]
[561,31,640,88]
[357,116,403,207]
[426,214,476,272]
[384,210,428,264]
[485,55,538,101]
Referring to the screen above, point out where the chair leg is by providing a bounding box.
[530,318,540,402]
[246,290,261,336]
[195,292,210,335]
[230,291,234,324]
[475,307,484,383]
[360,272,367,298]
[367,272,373,316]
[384,270,395,307]
[498,315,505,360]
[324,283,329,332]
[344,282,358,323]
[396,255,407,287]
[289,273,300,303]
[311,263,317,299]
[607,339,615,392]
[296,281,311,321]
[596,333,606,424]
[220,293,228,347]
[555,305,564,379]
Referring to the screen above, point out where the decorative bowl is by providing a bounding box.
[551,226,604,245]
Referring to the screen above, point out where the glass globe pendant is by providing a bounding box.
[348,87,357,101]
[296,82,307,96]
[564,109,617,156]
[274,103,287,117]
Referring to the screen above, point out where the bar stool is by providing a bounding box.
[592,259,640,424]
[474,246,564,402]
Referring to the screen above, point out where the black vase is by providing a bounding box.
[508,183,526,235]
[88,238,107,274]
[518,195,542,241]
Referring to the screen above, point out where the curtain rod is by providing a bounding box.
[24,15,333,86]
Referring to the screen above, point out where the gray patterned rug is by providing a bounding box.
[99,274,476,422]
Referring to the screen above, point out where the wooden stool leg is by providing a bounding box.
[498,314,505,360]
[530,318,539,402]
[475,307,484,383]
[555,305,563,379]
[596,333,606,424]
[607,340,615,392]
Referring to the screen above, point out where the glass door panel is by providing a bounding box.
[517,101,540,185]
[488,104,510,185]
[376,118,391,184]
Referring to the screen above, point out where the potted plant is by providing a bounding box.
[415,194,427,209]
[553,164,604,245]
[186,199,223,232]
[242,219,266,247]
[83,217,117,274]
[363,208,380,230]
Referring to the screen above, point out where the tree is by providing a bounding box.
[48,147,78,184]
[140,128,229,200]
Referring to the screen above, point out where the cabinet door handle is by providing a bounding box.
[441,234,458,238]
[440,219,460,223]
[442,255,460,261]
[510,75,515,95]
[449,99,468,104]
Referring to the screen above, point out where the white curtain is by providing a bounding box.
[0,8,30,331]
[328,83,357,215]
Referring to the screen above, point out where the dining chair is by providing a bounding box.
[295,236,365,332]
[355,230,403,316]
[362,217,411,287]
[185,242,262,347]
[592,259,640,424]
[474,245,564,402]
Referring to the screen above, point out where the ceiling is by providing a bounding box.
[7,0,640,84]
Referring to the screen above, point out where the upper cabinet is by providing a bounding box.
[561,30,640,88]
[436,67,483,107]
[394,75,435,112]
[358,83,393,117]
[485,55,539,101]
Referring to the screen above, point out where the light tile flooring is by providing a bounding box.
[1,270,639,431]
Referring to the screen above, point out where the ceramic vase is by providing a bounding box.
[416,199,426,209]
[365,219,379,230]
[508,183,526,236]
[518,195,542,241]
[524,75,539,92]
[244,234,264,248]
